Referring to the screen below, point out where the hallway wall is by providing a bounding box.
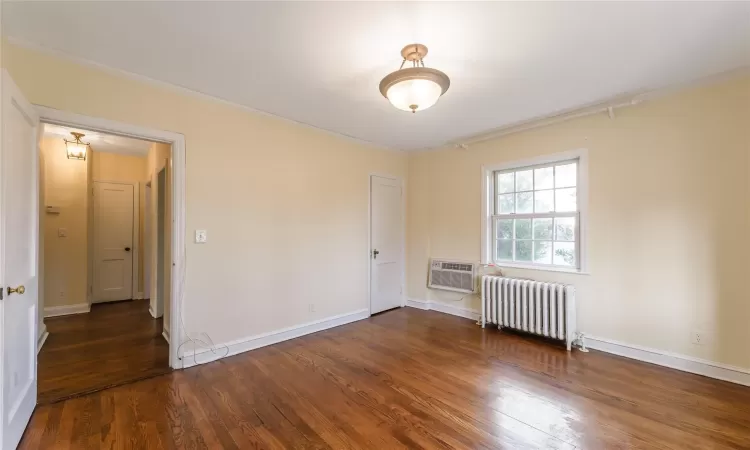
[40,136,89,309]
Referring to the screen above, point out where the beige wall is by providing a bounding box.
[407,75,750,370]
[40,136,89,308]
[92,151,147,182]
[3,42,408,345]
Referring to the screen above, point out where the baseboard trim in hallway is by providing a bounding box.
[44,303,90,317]
[37,324,49,354]
[181,308,370,368]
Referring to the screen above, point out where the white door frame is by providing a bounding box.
[91,179,139,303]
[35,106,186,370]
[367,173,406,317]
[141,180,151,302]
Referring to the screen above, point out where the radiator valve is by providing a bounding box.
[575,332,589,352]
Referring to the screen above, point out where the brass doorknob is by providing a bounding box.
[7,285,25,295]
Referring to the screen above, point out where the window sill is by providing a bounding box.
[489,262,590,275]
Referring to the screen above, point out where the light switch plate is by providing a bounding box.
[195,229,207,243]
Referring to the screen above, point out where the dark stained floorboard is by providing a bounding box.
[38,299,171,404]
[22,307,750,449]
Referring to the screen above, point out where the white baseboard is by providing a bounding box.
[181,308,369,368]
[37,324,49,354]
[406,298,480,321]
[162,328,170,344]
[44,303,91,317]
[587,336,750,387]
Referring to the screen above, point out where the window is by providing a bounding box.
[482,151,587,272]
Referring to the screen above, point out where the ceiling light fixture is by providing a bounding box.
[379,44,450,113]
[64,132,89,161]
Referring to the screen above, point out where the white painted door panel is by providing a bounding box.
[93,182,134,302]
[370,176,403,315]
[1,70,39,450]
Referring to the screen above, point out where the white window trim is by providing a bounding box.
[481,148,589,274]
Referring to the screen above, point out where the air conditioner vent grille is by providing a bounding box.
[441,262,473,272]
[428,259,476,293]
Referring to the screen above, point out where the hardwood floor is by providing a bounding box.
[23,307,750,449]
[38,299,170,404]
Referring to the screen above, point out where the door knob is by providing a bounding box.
[124,247,131,252]
[373,249,380,259]
[7,285,25,295]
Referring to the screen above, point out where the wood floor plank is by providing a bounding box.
[20,307,750,449]
[38,299,171,404]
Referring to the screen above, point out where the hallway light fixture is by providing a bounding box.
[379,44,450,113]
[64,132,89,160]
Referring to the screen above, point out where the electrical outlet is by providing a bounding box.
[59,290,65,299]
[691,331,705,345]
[58,228,68,238]
[195,230,207,243]
[308,303,316,313]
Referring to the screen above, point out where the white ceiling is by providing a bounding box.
[44,124,152,157]
[5,2,750,150]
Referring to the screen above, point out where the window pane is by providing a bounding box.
[516,169,533,192]
[496,239,513,260]
[555,188,577,212]
[497,194,514,213]
[553,241,576,266]
[516,192,533,213]
[497,172,515,194]
[555,217,576,241]
[534,167,553,190]
[534,241,552,264]
[555,163,577,188]
[515,240,532,262]
[534,189,554,213]
[533,218,553,240]
[496,219,512,239]
[515,219,531,239]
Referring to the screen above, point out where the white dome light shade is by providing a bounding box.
[386,78,443,112]
[379,44,450,113]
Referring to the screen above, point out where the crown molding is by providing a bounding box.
[4,36,404,154]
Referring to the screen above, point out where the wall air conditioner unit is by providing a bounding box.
[428,259,476,293]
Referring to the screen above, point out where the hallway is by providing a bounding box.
[38,299,170,404]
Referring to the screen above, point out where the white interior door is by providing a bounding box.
[93,182,134,303]
[370,175,403,315]
[1,70,39,450]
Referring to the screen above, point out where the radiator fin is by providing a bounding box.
[481,276,576,351]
